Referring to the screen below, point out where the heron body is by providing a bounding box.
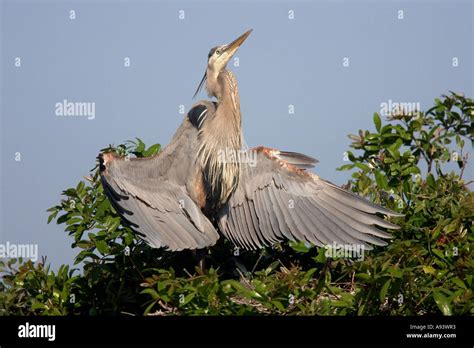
[196,70,243,211]
[99,30,402,252]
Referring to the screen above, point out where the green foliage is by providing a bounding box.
[335,92,473,315]
[1,92,472,316]
[0,258,78,315]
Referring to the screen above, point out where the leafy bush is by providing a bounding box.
[0,258,77,315]
[1,93,472,316]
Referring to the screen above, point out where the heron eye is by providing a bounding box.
[215,49,222,56]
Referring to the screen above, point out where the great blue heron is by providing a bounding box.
[99,29,403,252]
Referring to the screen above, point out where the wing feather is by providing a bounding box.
[242,200,264,248]
[99,115,219,251]
[218,147,403,250]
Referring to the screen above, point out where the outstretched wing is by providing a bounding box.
[218,147,403,250]
[99,116,219,251]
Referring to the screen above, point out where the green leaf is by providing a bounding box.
[401,166,420,176]
[108,219,120,233]
[75,241,93,249]
[432,291,452,316]
[364,145,379,151]
[387,139,403,158]
[381,124,393,134]
[47,211,58,224]
[179,293,196,306]
[432,249,446,261]
[422,265,435,274]
[289,241,311,253]
[135,138,145,153]
[270,300,285,311]
[263,261,280,276]
[455,134,465,148]
[379,279,391,303]
[95,199,110,218]
[143,143,161,157]
[373,113,382,132]
[451,277,467,290]
[123,232,134,246]
[76,181,85,193]
[31,301,47,310]
[56,214,69,224]
[354,163,371,172]
[95,240,109,255]
[337,164,355,171]
[144,300,158,315]
[140,288,160,300]
[426,173,436,188]
[355,273,371,280]
[375,170,388,190]
[66,217,82,225]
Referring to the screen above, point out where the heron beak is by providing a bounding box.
[223,29,252,57]
[193,29,252,99]
[193,71,207,99]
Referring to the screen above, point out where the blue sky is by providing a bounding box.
[1,0,472,268]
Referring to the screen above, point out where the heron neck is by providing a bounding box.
[217,70,241,136]
[198,70,243,209]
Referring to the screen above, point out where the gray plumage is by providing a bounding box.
[99,30,403,252]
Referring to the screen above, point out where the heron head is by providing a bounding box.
[194,29,252,99]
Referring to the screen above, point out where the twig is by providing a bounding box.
[277,258,289,273]
[157,300,177,313]
[251,251,264,273]
[128,255,145,281]
[235,267,252,288]
[459,152,468,179]
[183,268,193,278]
